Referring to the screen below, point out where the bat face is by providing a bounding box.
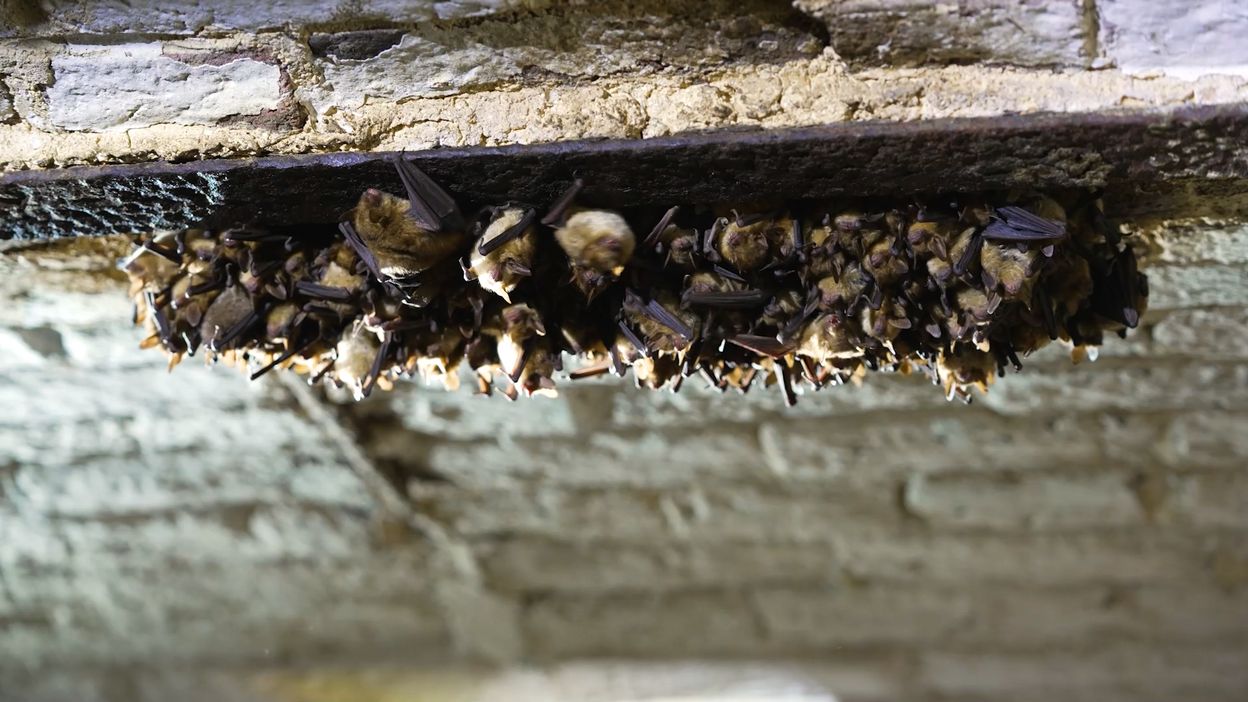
[796,314,861,363]
[553,209,636,300]
[863,235,908,286]
[658,224,698,269]
[555,210,636,273]
[938,346,997,401]
[816,262,867,310]
[470,207,537,302]
[332,326,383,401]
[712,217,773,272]
[980,242,1038,298]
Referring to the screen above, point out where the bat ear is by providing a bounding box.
[504,260,532,278]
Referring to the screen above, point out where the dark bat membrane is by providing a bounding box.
[122,182,1147,406]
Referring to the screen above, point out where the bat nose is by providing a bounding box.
[362,188,383,205]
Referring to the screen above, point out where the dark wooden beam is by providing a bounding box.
[3,104,1247,240]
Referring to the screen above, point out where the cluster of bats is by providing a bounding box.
[122,157,1148,405]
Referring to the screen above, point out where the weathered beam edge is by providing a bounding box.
[3,104,1247,240]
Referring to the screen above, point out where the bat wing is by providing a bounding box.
[392,156,461,232]
[479,209,537,256]
[726,334,796,358]
[986,206,1067,241]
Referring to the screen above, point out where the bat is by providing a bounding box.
[120,186,1147,407]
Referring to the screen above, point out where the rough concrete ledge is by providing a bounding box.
[3,104,1248,239]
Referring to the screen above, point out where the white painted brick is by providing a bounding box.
[413,483,895,543]
[610,373,950,429]
[979,362,1248,415]
[1160,412,1248,469]
[479,538,840,594]
[759,583,1242,650]
[310,34,521,112]
[0,557,447,668]
[303,9,821,120]
[358,384,580,442]
[1150,308,1248,359]
[1099,0,1248,79]
[755,585,972,647]
[761,583,1245,651]
[1178,471,1248,529]
[0,82,13,121]
[902,472,1145,531]
[1145,264,1248,309]
[797,0,1087,67]
[16,0,528,36]
[412,428,768,488]
[1097,412,1170,468]
[833,530,1211,586]
[759,411,1114,483]
[1145,220,1248,265]
[523,591,764,658]
[45,43,282,131]
[920,646,1248,701]
[0,504,386,569]
[0,287,132,330]
[960,584,1248,648]
[0,360,263,427]
[8,451,369,519]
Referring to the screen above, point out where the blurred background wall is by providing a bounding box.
[2,1,1247,701]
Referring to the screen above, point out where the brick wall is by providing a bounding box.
[2,217,1246,701]
[2,1,1247,701]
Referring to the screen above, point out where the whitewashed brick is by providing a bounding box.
[356,385,580,443]
[411,428,768,488]
[902,472,1145,531]
[759,411,1114,483]
[610,373,950,429]
[920,646,1248,701]
[755,585,972,647]
[12,0,527,36]
[1145,264,1248,309]
[413,483,895,543]
[796,0,1087,67]
[980,362,1248,415]
[1145,220,1248,265]
[1160,412,1248,469]
[0,82,13,121]
[961,584,1248,647]
[524,591,763,658]
[833,530,1210,586]
[0,557,447,668]
[1151,308,1248,359]
[479,538,840,594]
[1099,0,1248,79]
[46,43,282,131]
[1178,471,1248,529]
